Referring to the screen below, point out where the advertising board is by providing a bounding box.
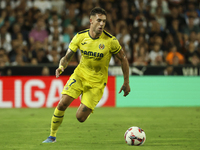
[0,76,115,108]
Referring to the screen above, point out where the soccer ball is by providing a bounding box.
[124,126,146,146]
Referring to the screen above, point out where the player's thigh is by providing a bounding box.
[76,103,92,122]
[59,74,82,111]
[81,86,104,111]
[57,94,75,111]
[61,74,82,100]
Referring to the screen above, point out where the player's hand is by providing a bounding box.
[119,82,130,97]
[55,65,64,78]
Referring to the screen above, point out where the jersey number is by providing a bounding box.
[67,79,76,86]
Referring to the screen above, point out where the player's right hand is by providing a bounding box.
[55,66,64,78]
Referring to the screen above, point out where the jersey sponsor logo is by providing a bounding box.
[99,44,105,50]
[81,42,87,45]
[80,50,104,59]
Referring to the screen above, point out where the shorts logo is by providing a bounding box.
[99,44,105,50]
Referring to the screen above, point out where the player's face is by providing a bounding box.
[90,14,106,34]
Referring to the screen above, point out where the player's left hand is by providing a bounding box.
[119,82,130,97]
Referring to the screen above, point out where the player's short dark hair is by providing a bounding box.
[90,7,107,17]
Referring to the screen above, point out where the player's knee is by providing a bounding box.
[76,113,87,123]
[76,116,86,123]
[57,95,74,111]
[57,102,68,111]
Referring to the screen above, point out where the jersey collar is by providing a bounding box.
[88,30,102,40]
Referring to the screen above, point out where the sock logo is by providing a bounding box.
[53,121,59,123]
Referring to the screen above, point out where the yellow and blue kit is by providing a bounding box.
[61,29,121,110]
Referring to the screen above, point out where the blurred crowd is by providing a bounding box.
[0,0,200,68]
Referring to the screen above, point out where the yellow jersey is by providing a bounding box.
[69,29,121,85]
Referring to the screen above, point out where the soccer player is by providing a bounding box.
[42,7,130,143]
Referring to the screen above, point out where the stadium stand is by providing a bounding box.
[0,0,200,76]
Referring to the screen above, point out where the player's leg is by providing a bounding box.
[50,94,74,136]
[76,103,92,122]
[42,94,74,143]
[43,74,82,143]
[75,84,105,123]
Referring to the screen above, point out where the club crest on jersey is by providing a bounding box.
[99,44,105,50]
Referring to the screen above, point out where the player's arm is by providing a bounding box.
[115,48,130,96]
[55,49,75,78]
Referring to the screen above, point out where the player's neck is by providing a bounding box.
[89,30,101,39]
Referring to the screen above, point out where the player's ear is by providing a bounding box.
[90,18,92,24]
[90,16,94,24]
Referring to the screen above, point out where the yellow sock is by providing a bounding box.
[50,107,65,137]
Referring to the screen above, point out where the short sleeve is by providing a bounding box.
[110,37,122,54]
[68,34,80,52]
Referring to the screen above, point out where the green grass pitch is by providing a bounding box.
[0,107,199,150]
